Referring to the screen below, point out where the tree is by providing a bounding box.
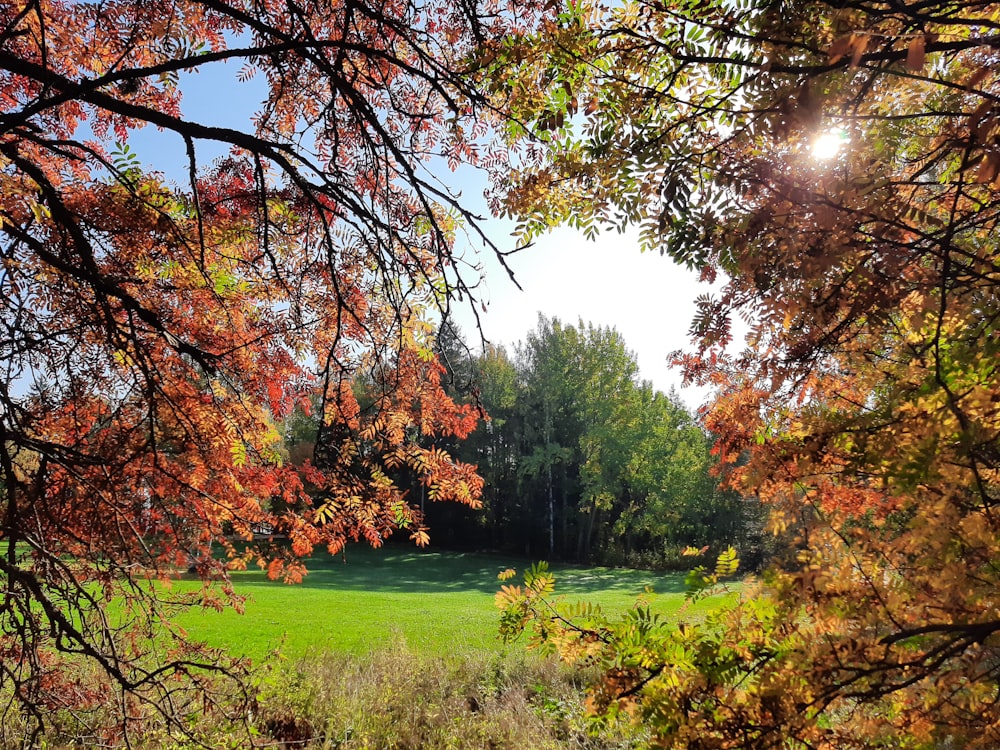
[0,0,548,742]
[492,0,1000,747]
[616,384,760,564]
[568,322,639,560]
[505,315,748,564]
[517,316,583,557]
[420,315,745,563]
[424,336,523,550]
[461,342,521,548]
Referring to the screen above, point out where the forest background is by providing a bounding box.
[282,315,766,568]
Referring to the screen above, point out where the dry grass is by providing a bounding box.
[2,644,645,749]
[253,642,645,750]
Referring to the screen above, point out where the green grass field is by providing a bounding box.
[172,545,736,663]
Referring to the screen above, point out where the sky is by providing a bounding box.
[127,57,716,410]
[449,224,712,406]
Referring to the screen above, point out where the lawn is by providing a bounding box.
[172,545,738,663]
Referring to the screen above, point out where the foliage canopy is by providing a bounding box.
[490,0,1000,747]
[0,0,546,741]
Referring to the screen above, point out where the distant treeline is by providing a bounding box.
[284,316,768,569]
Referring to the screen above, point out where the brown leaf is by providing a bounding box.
[849,35,869,68]
[906,35,925,72]
[828,34,854,64]
[792,83,821,130]
[976,151,1000,183]
[815,204,836,230]
[974,115,998,142]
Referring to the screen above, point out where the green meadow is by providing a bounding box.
[7,547,741,748]
[172,545,735,662]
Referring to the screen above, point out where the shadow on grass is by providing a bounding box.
[228,544,690,596]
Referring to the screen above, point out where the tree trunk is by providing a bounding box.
[547,461,555,558]
[560,465,568,560]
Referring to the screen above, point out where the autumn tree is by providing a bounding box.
[0,0,549,742]
[492,0,1000,747]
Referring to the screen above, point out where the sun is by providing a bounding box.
[813,129,849,160]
